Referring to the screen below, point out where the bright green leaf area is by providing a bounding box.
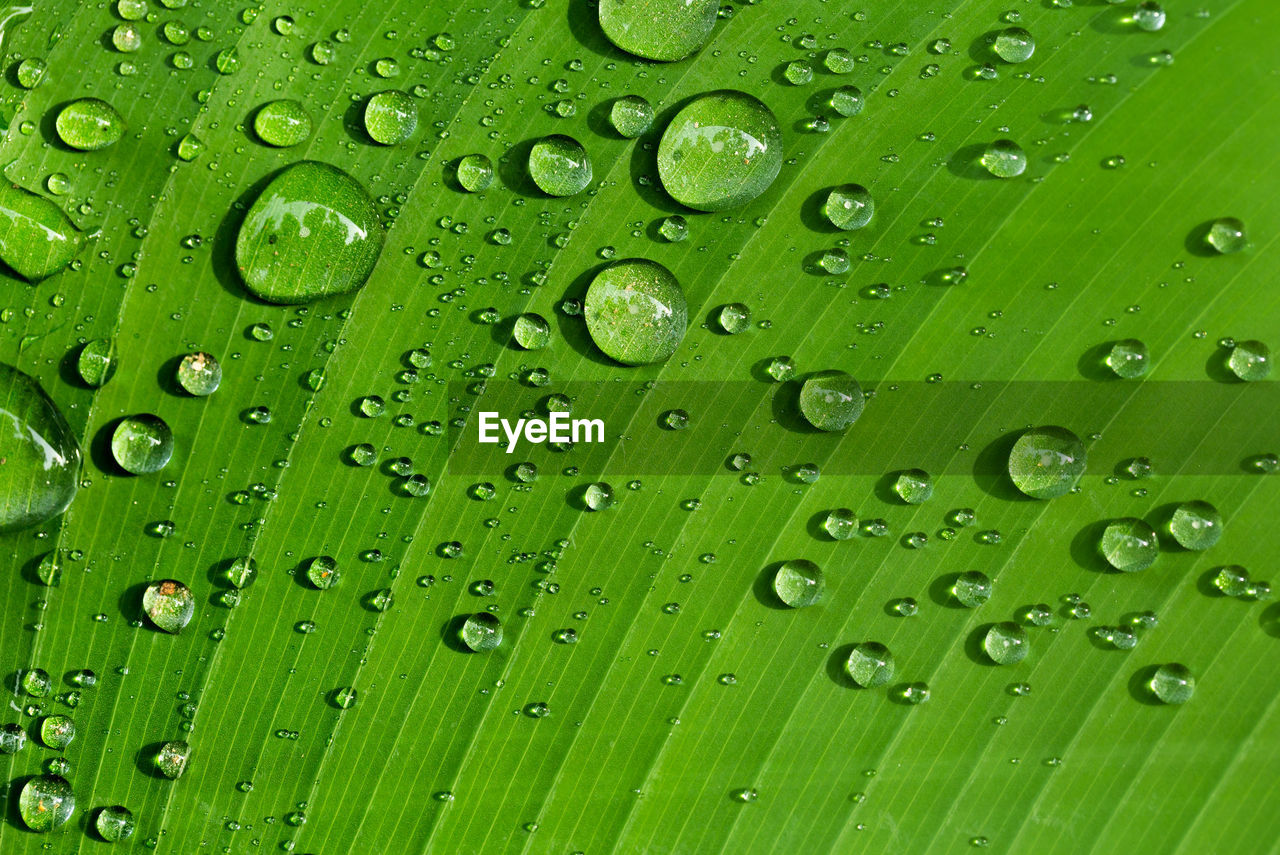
[2,0,1279,853]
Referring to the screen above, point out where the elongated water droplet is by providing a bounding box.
[253,99,312,147]
[19,775,74,832]
[1008,426,1086,499]
[799,370,863,431]
[657,90,782,211]
[528,134,593,197]
[0,363,81,532]
[598,0,717,61]
[584,259,686,365]
[55,98,125,150]
[77,339,116,387]
[143,580,194,633]
[0,182,86,281]
[772,559,823,607]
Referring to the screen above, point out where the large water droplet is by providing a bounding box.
[984,622,1029,664]
[1227,339,1270,381]
[235,161,385,304]
[142,579,194,633]
[1099,518,1158,572]
[0,363,81,532]
[96,805,136,841]
[55,98,126,150]
[584,259,687,365]
[111,414,173,474]
[798,370,863,431]
[156,740,190,778]
[364,90,418,145]
[1149,662,1193,703]
[990,27,1035,62]
[455,154,494,192]
[176,352,221,396]
[528,135,592,197]
[1168,500,1221,550]
[254,99,312,147]
[657,90,782,211]
[845,642,894,687]
[823,184,873,230]
[19,774,74,832]
[598,0,718,61]
[772,559,823,607]
[980,139,1026,178]
[39,714,75,749]
[0,182,85,281]
[1205,217,1246,254]
[1105,339,1148,378]
[1008,426,1086,499]
[952,571,992,607]
[461,613,502,651]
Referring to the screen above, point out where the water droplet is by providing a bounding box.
[0,182,86,281]
[363,90,418,145]
[454,153,494,192]
[39,714,75,749]
[176,352,221,396]
[1227,340,1270,381]
[176,133,204,161]
[821,508,857,540]
[0,722,27,754]
[19,775,74,832]
[610,95,654,138]
[513,313,551,350]
[1100,518,1158,572]
[984,622,1029,665]
[715,302,750,334]
[461,612,502,651]
[143,580,194,633]
[772,559,824,607]
[990,27,1035,62]
[893,469,933,504]
[16,57,46,89]
[227,557,257,589]
[111,414,173,475]
[1149,662,1193,703]
[598,0,717,61]
[732,787,759,803]
[830,85,864,117]
[23,668,51,696]
[657,90,782,211]
[528,134,593,196]
[55,99,125,150]
[254,100,312,147]
[0,363,81,531]
[1133,1,1166,31]
[981,139,1027,178]
[952,571,992,607]
[1169,500,1221,550]
[305,555,339,589]
[1106,339,1148,378]
[1008,426,1086,499]
[900,682,930,704]
[236,162,385,304]
[845,642,894,687]
[156,740,190,778]
[658,215,689,243]
[799,370,863,431]
[1205,217,1246,254]
[584,259,687,365]
[96,805,136,841]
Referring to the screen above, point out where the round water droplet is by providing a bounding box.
[981,139,1026,178]
[772,559,823,607]
[0,363,81,532]
[55,99,126,150]
[991,27,1035,62]
[658,215,688,243]
[845,642,894,687]
[177,352,221,396]
[306,555,339,589]
[598,0,717,61]
[893,469,933,504]
[799,370,863,431]
[1227,340,1270,381]
[112,414,173,475]
[1205,217,1246,254]
[528,134,593,197]
[716,302,750,334]
[1008,426,1086,499]
[984,622,1029,665]
[610,95,654,138]
[1213,565,1249,597]
[16,57,46,89]
[455,154,493,192]
[1100,518,1158,572]
[254,100,312,147]
[364,90,418,144]
[584,482,614,510]
[236,161,385,304]
[143,580,194,633]
[1133,1,1166,31]
[1169,500,1221,550]
[0,182,86,281]
[822,508,857,540]
[824,184,873,231]
[19,775,74,832]
[40,714,75,749]
[657,91,782,211]
[952,571,992,607]
[900,682,930,704]
[830,85,864,117]
[227,557,257,589]
[0,722,27,753]
[1106,339,1148,378]
[96,805,136,841]
[1149,662,1193,703]
[23,668,51,696]
[513,313,551,350]
[156,740,190,778]
[461,612,502,651]
[584,259,687,365]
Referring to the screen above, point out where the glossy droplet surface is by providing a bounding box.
[112,414,173,474]
[657,90,782,212]
[55,98,126,150]
[952,571,992,607]
[455,154,493,192]
[799,370,863,431]
[156,740,190,778]
[528,135,592,197]
[19,775,74,832]
[610,95,654,138]
[984,622,1029,665]
[893,469,933,504]
[991,27,1035,62]
[1149,663,1193,704]
[1169,500,1221,550]
[235,161,385,304]
[306,555,339,588]
[364,90,418,144]
[0,182,85,281]
[96,805,135,841]
[846,642,894,687]
[461,612,502,651]
[177,352,221,396]
[772,559,823,607]
[981,139,1026,178]
[1227,340,1270,381]
[1008,426,1086,499]
[1100,518,1158,572]
[584,259,687,365]
[40,714,75,749]
[254,99,312,147]
[598,0,717,61]
[513,313,551,350]
[77,339,116,387]
[143,579,194,633]
[824,184,873,230]
[1205,217,1246,254]
[1106,339,1148,378]
[0,364,81,532]
[822,508,857,540]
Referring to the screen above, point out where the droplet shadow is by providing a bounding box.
[1127,664,1163,706]
[1068,520,1113,573]
[972,430,1033,502]
[552,263,614,366]
[134,742,169,779]
[211,170,284,304]
[440,614,472,653]
[826,644,859,689]
[752,563,790,611]
[928,573,966,609]
[1076,342,1121,381]
[964,623,999,667]
[946,143,995,181]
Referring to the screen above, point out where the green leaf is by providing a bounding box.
[2,0,1279,852]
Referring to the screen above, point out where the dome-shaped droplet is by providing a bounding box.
[893,469,933,504]
[772,559,823,607]
[455,154,493,192]
[1106,339,1148,378]
[1213,565,1250,597]
[584,482,614,510]
[227,556,257,589]
[112,414,173,474]
[55,98,125,150]
[235,161,385,304]
[799,370,863,431]
[1132,1,1166,32]
[1149,662,1193,704]
[830,85,863,117]
[598,0,717,61]
[305,555,339,588]
[584,259,687,365]
[77,339,116,388]
[40,714,75,749]
[1205,217,1246,254]
[984,622,1029,665]
[0,363,81,532]
[1008,426,1086,499]
[610,94,654,138]
[142,579,194,633]
[461,612,502,651]
[96,805,136,841]
[363,90,418,144]
[1168,500,1221,550]
[528,135,593,197]
[0,722,27,753]
[657,90,782,211]
[0,182,85,281]
[253,99,312,147]
[19,775,74,832]
[1227,340,1270,381]
[990,27,1035,62]
[1099,518,1158,572]
[845,642,894,687]
[156,740,190,778]
[16,57,47,89]
[821,508,857,540]
[981,139,1026,178]
[824,184,873,231]
[176,352,221,396]
[513,313,551,350]
[716,302,750,334]
[952,571,992,607]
